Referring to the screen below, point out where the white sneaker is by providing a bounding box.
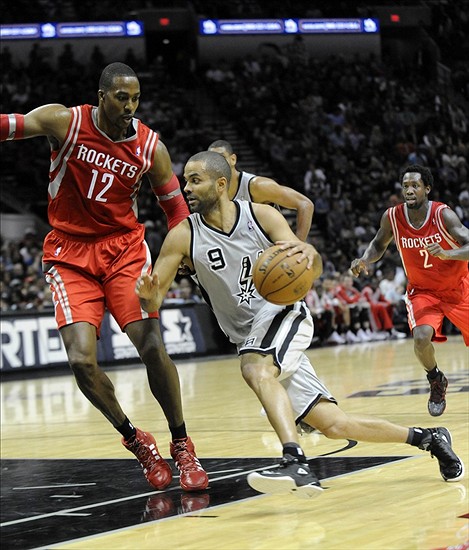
[327,330,346,345]
[356,328,372,342]
[345,330,361,344]
[365,328,387,341]
[391,328,407,339]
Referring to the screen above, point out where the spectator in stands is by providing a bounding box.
[166,276,204,304]
[305,280,340,345]
[320,276,354,344]
[455,189,469,228]
[379,265,406,308]
[360,276,407,340]
[334,273,372,343]
[303,160,327,195]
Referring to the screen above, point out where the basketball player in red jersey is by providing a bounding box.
[0,63,208,492]
[351,164,469,416]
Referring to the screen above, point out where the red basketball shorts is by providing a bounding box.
[405,273,469,345]
[42,225,159,334]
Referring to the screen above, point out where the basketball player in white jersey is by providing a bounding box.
[208,140,314,241]
[136,151,464,497]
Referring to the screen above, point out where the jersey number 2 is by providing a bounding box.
[419,249,433,269]
[87,170,114,202]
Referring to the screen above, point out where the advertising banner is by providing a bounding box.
[1,305,230,372]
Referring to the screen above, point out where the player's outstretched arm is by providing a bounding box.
[1,104,70,142]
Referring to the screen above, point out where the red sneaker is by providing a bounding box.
[179,493,210,514]
[170,437,209,491]
[143,494,176,521]
[123,428,173,490]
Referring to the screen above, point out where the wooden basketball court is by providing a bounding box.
[1,336,468,549]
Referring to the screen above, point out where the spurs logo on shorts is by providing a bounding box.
[244,337,256,347]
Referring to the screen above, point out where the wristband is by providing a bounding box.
[0,114,25,141]
[152,173,181,200]
[152,174,189,229]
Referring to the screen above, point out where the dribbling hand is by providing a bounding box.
[275,240,317,270]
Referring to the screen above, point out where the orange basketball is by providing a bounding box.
[252,245,314,305]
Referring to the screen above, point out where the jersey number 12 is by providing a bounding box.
[87,169,114,202]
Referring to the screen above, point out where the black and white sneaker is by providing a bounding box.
[247,455,323,499]
[418,427,465,482]
[427,373,448,416]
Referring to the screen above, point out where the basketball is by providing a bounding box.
[252,244,314,305]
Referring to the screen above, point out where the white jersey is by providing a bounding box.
[232,171,256,202]
[188,200,335,419]
[188,200,282,344]
[233,170,281,212]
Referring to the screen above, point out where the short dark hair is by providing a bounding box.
[187,151,232,182]
[400,164,433,187]
[207,140,233,155]
[99,62,138,92]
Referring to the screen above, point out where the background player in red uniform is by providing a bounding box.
[0,62,208,492]
[351,164,469,416]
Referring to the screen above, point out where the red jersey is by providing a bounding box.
[388,201,468,294]
[47,104,158,237]
[335,284,361,304]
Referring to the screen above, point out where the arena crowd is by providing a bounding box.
[1,1,467,345]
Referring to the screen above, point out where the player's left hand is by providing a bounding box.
[425,243,451,260]
[135,273,160,312]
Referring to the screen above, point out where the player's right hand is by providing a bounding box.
[350,258,369,277]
